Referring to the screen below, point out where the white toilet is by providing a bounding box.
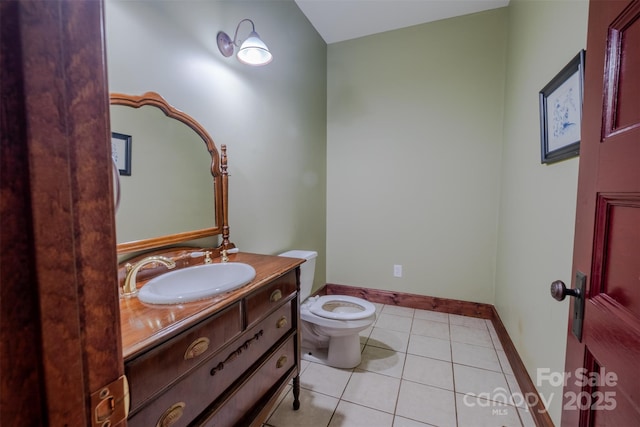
[279,250,376,369]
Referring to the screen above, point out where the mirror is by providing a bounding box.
[110,92,229,254]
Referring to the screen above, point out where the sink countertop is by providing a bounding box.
[119,252,304,360]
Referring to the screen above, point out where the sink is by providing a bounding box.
[138,262,257,304]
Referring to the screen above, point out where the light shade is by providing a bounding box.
[217,19,272,67]
[237,31,273,66]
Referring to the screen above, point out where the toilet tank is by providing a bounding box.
[278,250,317,301]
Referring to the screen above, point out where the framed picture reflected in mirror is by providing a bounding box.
[111,132,132,176]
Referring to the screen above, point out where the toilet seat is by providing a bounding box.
[300,305,374,329]
[307,295,376,320]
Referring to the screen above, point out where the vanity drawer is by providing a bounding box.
[245,269,297,326]
[126,301,242,411]
[204,300,293,400]
[127,301,293,427]
[199,335,296,427]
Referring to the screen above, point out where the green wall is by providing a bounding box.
[327,9,509,304]
[326,2,588,424]
[105,0,327,289]
[496,0,588,423]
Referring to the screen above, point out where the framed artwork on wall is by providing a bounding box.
[111,132,132,176]
[539,50,585,164]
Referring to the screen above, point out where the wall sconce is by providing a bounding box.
[217,19,273,66]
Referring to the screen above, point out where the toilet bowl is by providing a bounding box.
[279,250,376,369]
[307,295,376,320]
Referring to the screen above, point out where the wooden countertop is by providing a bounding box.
[119,252,304,360]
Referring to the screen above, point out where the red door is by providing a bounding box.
[559,0,640,425]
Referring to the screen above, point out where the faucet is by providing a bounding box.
[122,256,176,298]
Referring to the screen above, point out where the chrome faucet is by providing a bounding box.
[122,256,176,298]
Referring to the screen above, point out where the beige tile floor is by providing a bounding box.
[264,304,537,427]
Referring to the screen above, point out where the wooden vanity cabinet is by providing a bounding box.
[124,263,301,427]
[126,302,243,411]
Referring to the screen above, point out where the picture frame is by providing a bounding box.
[539,50,585,164]
[111,132,132,176]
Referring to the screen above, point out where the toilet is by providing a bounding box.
[279,250,376,369]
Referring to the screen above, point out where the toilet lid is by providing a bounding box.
[308,295,376,320]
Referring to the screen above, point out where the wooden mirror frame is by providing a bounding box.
[110,92,230,254]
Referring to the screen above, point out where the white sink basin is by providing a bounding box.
[138,262,256,304]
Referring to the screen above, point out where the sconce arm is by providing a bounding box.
[231,18,256,47]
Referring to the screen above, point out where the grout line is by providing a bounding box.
[393,309,408,419]
[448,313,460,427]
[292,305,529,427]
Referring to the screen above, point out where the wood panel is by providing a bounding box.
[325,283,495,318]
[1,0,123,424]
[196,337,296,426]
[562,0,640,424]
[491,308,555,427]
[603,0,640,137]
[245,272,297,327]
[126,302,242,411]
[0,2,45,425]
[591,195,640,313]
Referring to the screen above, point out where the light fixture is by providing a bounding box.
[217,19,273,66]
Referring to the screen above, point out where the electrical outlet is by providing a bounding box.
[393,264,402,278]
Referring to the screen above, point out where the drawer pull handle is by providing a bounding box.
[184,337,210,360]
[270,289,282,302]
[156,402,185,427]
[210,330,264,376]
[276,355,288,369]
[276,316,288,329]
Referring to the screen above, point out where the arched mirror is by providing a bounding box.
[110,92,229,254]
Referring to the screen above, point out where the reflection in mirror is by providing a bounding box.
[110,92,227,254]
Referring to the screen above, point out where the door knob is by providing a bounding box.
[550,280,581,301]
[551,273,586,342]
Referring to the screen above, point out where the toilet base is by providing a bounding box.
[301,333,362,369]
[301,346,328,365]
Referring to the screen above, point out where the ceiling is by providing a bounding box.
[295,0,510,44]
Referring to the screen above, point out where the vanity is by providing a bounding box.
[120,251,302,426]
[111,92,302,426]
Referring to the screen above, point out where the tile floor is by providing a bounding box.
[264,303,537,427]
